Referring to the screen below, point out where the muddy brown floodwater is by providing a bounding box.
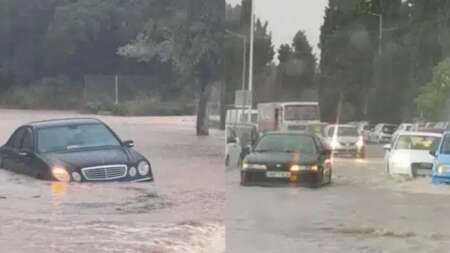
[0,109,225,253]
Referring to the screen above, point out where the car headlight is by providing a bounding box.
[52,167,71,182]
[137,161,150,176]
[129,166,137,177]
[330,140,340,149]
[438,165,450,174]
[242,162,267,170]
[356,137,364,148]
[290,165,318,172]
[71,171,82,182]
[290,165,302,172]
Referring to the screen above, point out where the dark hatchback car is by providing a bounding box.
[0,118,153,183]
[241,132,332,187]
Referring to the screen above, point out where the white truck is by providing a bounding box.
[257,102,324,135]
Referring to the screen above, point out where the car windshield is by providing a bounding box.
[37,123,121,153]
[395,135,440,151]
[382,125,397,134]
[284,105,319,121]
[327,127,358,137]
[440,135,450,154]
[255,134,317,155]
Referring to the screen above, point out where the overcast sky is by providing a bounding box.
[227,0,328,59]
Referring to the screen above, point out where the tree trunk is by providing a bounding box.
[196,83,211,136]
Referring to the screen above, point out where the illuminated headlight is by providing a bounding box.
[71,171,82,182]
[290,165,302,172]
[52,167,71,182]
[242,162,267,170]
[129,166,137,177]
[290,165,318,172]
[137,161,150,176]
[330,140,340,149]
[356,137,364,148]
[438,165,450,174]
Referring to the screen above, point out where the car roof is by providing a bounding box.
[263,131,316,137]
[26,118,103,129]
[327,124,355,128]
[398,131,442,137]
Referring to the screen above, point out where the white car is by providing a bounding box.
[368,123,398,143]
[324,124,365,158]
[384,132,442,177]
[392,123,413,139]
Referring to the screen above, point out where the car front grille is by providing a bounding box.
[81,165,127,181]
[339,142,356,147]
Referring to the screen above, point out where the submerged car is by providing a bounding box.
[324,124,366,158]
[431,132,450,184]
[240,132,332,187]
[0,118,153,183]
[384,132,441,177]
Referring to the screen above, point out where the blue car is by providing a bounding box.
[431,131,450,184]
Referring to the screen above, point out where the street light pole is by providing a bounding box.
[247,0,255,123]
[369,12,383,55]
[242,36,247,90]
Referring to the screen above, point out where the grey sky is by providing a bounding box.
[227,0,328,59]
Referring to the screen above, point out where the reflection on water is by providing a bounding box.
[51,182,67,202]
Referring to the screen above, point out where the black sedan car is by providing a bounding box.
[0,118,153,183]
[241,132,332,187]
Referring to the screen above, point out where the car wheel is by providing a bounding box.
[240,172,248,186]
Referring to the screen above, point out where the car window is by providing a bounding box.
[255,134,317,155]
[21,128,34,151]
[395,135,440,151]
[6,128,27,150]
[37,123,121,153]
[440,135,450,154]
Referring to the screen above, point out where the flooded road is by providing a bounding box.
[0,109,225,253]
[227,146,450,253]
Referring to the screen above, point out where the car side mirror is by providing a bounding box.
[429,149,437,157]
[227,137,239,144]
[321,149,332,157]
[242,144,252,156]
[384,144,391,151]
[123,140,134,148]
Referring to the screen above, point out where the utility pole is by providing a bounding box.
[242,36,247,90]
[370,12,383,55]
[247,0,255,123]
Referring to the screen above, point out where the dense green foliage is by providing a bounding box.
[320,0,450,122]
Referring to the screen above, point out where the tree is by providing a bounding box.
[416,57,450,120]
[119,0,225,136]
[276,31,316,101]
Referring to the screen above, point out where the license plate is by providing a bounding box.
[266,171,290,178]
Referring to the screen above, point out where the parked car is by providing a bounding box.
[240,132,332,187]
[0,118,154,182]
[425,122,437,129]
[434,121,450,130]
[359,123,375,142]
[324,124,366,158]
[392,123,413,139]
[384,132,441,177]
[431,131,450,184]
[368,123,398,143]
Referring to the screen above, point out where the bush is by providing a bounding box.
[81,94,194,116]
[0,76,81,109]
